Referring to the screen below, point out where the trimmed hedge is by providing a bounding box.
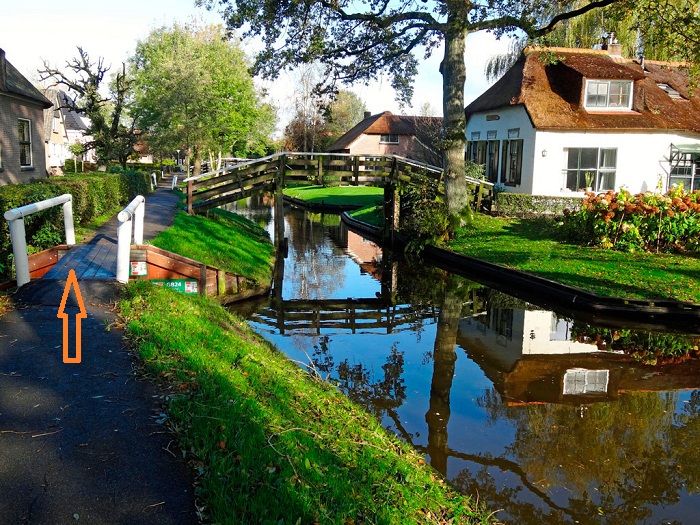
[0,171,151,278]
[495,193,583,217]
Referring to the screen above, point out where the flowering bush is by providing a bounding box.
[559,187,700,252]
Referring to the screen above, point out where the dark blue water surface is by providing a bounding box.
[230,200,700,525]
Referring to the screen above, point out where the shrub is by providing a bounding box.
[559,187,700,253]
[0,171,152,279]
[398,172,450,251]
[495,193,583,218]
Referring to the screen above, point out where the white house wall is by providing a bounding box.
[468,107,700,196]
[465,106,537,193]
[532,130,700,196]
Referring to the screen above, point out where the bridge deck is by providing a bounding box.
[43,239,118,280]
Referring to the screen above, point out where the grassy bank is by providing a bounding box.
[447,214,700,304]
[283,184,384,208]
[149,208,275,287]
[120,209,496,524]
[120,283,493,524]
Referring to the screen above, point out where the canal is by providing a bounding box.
[229,199,700,525]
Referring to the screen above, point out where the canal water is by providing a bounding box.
[229,199,700,525]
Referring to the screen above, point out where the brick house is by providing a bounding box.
[43,87,94,174]
[0,48,53,185]
[327,111,443,167]
[464,46,700,195]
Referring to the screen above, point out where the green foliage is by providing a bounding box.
[559,188,700,253]
[495,193,583,218]
[0,172,151,279]
[63,159,98,173]
[398,173,451,251]
[130,22,276,171]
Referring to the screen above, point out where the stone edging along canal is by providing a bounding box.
[340,212,700,333]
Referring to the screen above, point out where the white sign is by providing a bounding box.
[130,261,148,276]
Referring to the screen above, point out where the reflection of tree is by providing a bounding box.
[461,389,696,524]
[285,208,347,299]
[323,344,407,420]
[425,278,461,476]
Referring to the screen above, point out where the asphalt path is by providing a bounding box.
[0,176,198,524]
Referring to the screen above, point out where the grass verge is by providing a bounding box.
[119,281,496,524]
[447,214,700,304]
[283,184,384,208]
[347,204,384,227]
[149,208,275,287]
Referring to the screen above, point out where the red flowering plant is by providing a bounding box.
[560,186,700,253]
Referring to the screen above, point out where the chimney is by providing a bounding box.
[603,32,623,58]
[0,48,6,92]
[364,111,371,119]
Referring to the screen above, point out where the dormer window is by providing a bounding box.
[657,83,683,100]
[585,79,633,110]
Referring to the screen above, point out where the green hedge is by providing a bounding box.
[0,171,151,278]
[495,193,583,217]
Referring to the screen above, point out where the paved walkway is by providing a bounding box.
[0,176,197,524]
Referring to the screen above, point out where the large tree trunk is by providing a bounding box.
[441,20,469,217]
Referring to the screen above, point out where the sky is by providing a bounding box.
[1,0,510,130]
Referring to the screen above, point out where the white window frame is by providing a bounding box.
[563,368,609,395]
[584,79,633,110]
[18,118,33,168]
[563,147,617,192]
[379,134,399,144]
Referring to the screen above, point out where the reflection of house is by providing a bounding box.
[464,43,700,194]
[327,111,443,167]
[458,308,700,405]
[0,48,52,184]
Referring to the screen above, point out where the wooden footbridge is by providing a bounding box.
[183,152,493,244]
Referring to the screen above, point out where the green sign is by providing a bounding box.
[151,279,199,295]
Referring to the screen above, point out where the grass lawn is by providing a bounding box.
[447,214,700,304]
[347,204,384,227]
[149,208,275,287]
[283,184,384,208]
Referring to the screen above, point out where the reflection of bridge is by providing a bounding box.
[253,298,438,334]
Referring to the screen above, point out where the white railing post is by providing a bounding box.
[116,195,145,284]
[151,172,158,190]
[8,218,29,287]
[62,198,76,245]
[171,174,178,190]
[4,193,75,287]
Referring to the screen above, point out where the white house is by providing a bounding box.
[464,45,700,196]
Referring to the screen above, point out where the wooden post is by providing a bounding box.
[274,154,286,249]
[199,263,207,296]
[187,179,193,214]
[383,184,399,247]
[353,155,359,185]
[317,155,323,185]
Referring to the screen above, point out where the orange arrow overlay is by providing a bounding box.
[57,269,87,364]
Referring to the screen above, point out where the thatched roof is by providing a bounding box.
[465,48,700,133]
[327,111,442,152]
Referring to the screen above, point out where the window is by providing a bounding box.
[467,140,487,166]
[563,369,609,395]
[380,134,399,144]
[501,139,523,185]
[18,119,32,168]
[564,148,617,191]
[486,140,499,183]
[585,79,632,109]
[669,153,700,191]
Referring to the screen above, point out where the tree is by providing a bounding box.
[199,0,623,218]
[324,90,367,135]
[39,48,137,168]
[129,23,276,176]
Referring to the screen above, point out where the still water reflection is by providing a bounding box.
[230,200,700,525]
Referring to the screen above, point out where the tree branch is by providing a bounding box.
[533,0,623,37]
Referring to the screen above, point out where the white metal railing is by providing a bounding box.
[116,195,145,284]
[3,194,76,287]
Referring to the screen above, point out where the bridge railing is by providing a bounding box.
[4,194,76,287]
[182,152,493,215]
[116,195,145,284]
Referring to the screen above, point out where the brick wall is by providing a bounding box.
[0,95,48,185]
